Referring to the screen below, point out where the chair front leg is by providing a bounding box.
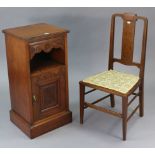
[139,82,144,117]
[122,96,128,141]
[79,82,85,124]
[110,94,115,107]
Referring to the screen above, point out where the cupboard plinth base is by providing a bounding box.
[10,110,72,139]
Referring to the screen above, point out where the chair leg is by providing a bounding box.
[79,82,85,124]
[139,83,144,117]
[110,94,115,107]
[122,96,128,141]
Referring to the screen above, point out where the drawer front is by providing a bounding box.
[31,66,67,121]
[29,33,65,60]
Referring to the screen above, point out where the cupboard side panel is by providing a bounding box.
[64,33,69,110]
[5,34,33,123]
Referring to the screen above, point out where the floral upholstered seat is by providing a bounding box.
[83,70,139,94]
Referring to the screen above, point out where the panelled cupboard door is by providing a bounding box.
[31,66,66,121]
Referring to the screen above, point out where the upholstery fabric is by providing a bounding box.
[83,70,139,94]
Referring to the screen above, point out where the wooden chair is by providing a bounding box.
[79,13,148,140]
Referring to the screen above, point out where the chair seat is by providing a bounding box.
[83,70,139,94]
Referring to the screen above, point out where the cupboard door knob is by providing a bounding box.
[33,95,37,102]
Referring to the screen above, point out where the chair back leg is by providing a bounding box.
[110,94,115,107]
[139,82,144,117]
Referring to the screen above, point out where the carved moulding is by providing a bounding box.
[29,33,65,60]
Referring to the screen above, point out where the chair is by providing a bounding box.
[79,13,148,140]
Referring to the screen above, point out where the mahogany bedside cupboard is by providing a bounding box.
[3,23,72,138]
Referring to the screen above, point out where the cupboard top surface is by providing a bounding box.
[3,23,69,42]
